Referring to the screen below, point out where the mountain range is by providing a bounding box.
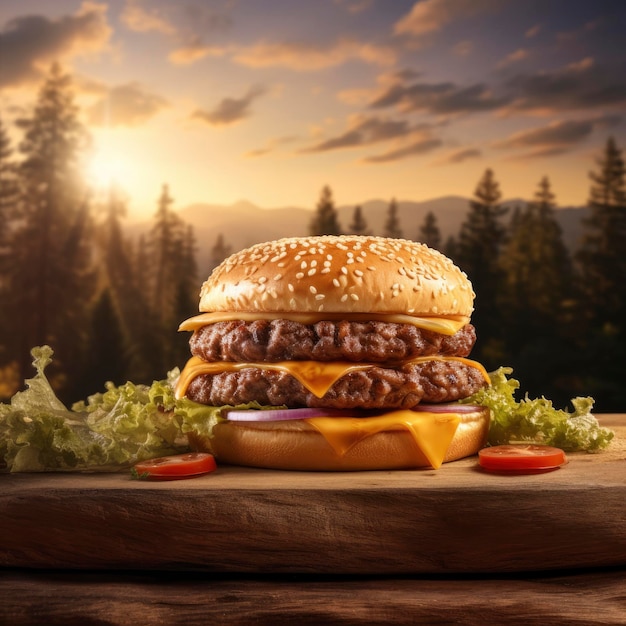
[131,196,590,277]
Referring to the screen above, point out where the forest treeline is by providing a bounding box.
[1,64,625,411]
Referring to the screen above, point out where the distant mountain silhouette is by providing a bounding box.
[129,196,589,277]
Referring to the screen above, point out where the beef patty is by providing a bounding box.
[190,319,476,363]
[185,358,487,409]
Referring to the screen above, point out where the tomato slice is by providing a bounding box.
[133,453,217,480]
[478,444,567,473]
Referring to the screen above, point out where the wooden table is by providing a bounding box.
[1,415,625,625]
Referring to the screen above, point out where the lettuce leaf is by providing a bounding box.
[463,367,614,452]
[0,348,614,472]
[0,347,224,472]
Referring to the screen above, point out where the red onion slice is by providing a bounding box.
[412,403,484,413]
[224,408,350,421]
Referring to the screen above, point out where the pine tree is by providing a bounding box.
[0,116,20,370]
[310,185,341,236]
[498,180,575,399]
[0,116,19,273]
[348,205,370,235]
[7,63,96,397]
[575,137,626,410]
[150,184,181,320]
[210,233,232,270]
[577,137,626,328]
[383,197,402,238]
[79,287,129,394]
[146,184,190,375]
[417,211,441,249]
[455,168,508,366]
[171,225,199,368]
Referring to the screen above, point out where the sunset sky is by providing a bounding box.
[1,0,625,218]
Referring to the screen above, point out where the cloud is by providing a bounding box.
[245,135,299,158]
[363,137,443,163]
[121,0,231,66]
[334,0,374,14]
[120,0,175,35]
[370,79,507,115]
[434,147,482,165]
[168,40,226,65]
[505,59,626,113]
[301,115,423,153]
[232,37,396,71]
[493,115,622,157]
[192,86,267,126]
[452,40,474,57]
[86,82,169,127]
[496,48,530,69]
[394,0,504,39]
[525,23,542,38]
[298,113,444,164]
[0,1,112,88]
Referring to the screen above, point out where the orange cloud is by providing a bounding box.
[0,1,112,88]
[232,38,396,71]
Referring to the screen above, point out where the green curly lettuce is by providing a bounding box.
[0,348,614,472]
[463,367,614,452]
[0,347,234,472]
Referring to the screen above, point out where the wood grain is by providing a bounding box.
[1,416,624,575]
[1,568,625,626]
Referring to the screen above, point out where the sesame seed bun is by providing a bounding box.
[199,235,475,319]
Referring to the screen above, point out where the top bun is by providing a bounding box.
[199,235,474,318]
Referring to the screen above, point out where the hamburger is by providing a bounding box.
[175,235,490,470]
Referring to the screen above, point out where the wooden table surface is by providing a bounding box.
[1,415,625,625]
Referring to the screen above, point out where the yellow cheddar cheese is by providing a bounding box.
[178,311,469,336]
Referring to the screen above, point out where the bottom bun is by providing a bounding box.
[187,407,490,471]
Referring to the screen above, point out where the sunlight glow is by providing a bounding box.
[87,151,133,191]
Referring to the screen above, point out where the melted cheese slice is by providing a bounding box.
[179,311,469,336]
[307,411,461,469]
[175,355,490,400]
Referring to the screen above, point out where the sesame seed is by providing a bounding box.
[310,260,318,267]
[321,268,330,274]
[300,261,307,269]
[350,293,359,301]
[296,272,304,279]
[354,269,364,277]
[287,283,294,292]
[315,294,325,301]
[309,286,317,294]
[332,278,341,287]
[340,294,348,302]
[341,266,348,275]
[307,268,317,276]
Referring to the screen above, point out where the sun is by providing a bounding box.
[86,149,134,193]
